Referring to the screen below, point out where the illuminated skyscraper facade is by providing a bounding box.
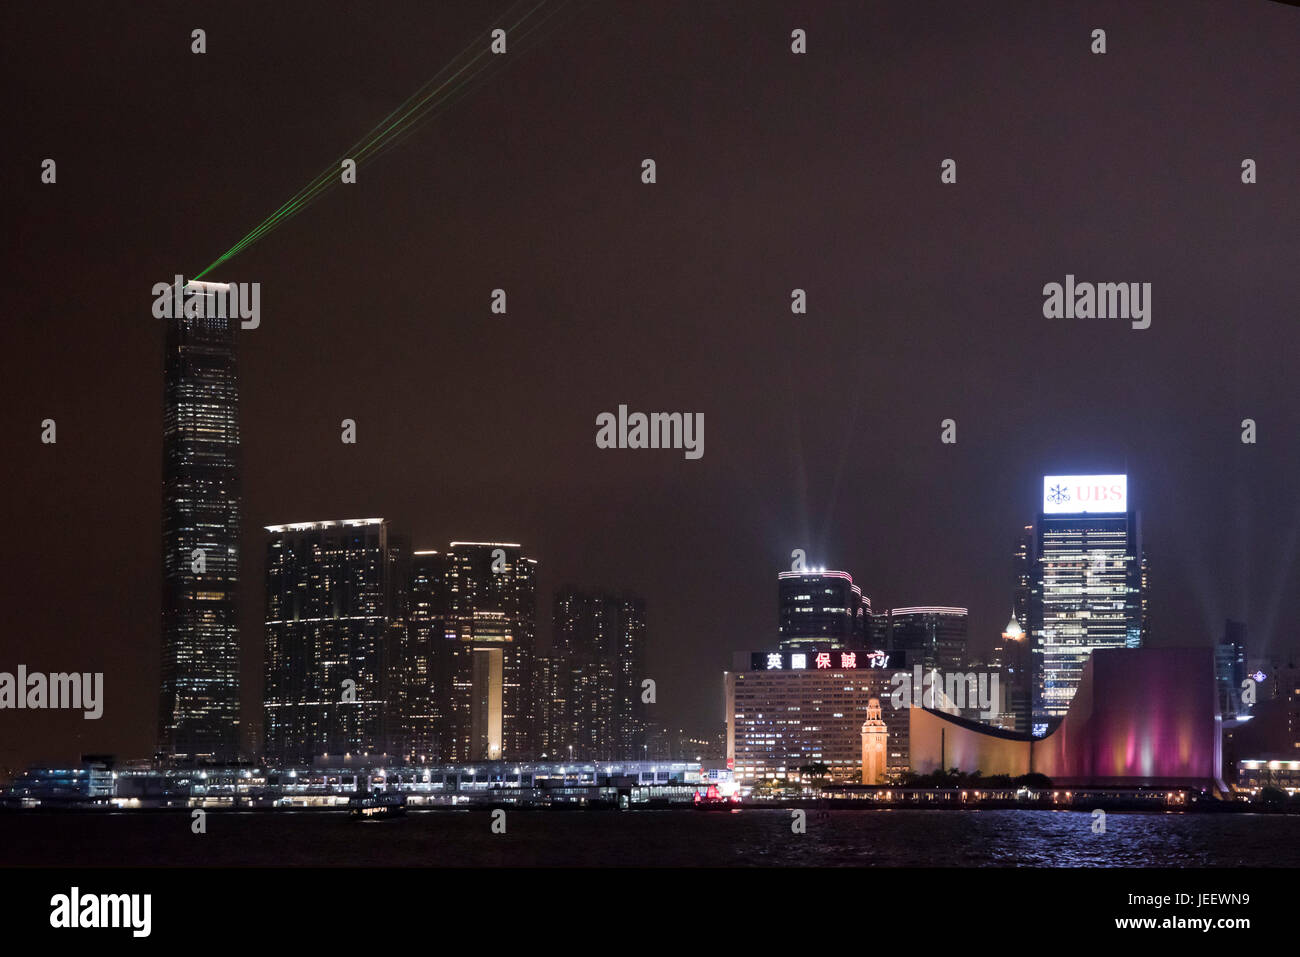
[1030,474,1146,735]
[159,282,242,762]
[263,519,396,763]
[550,589,648,760]
[778,569,870,651]
[397,549,449,762]
[726,651,911,784]
[444,542,537,761]
[887,607,968,673]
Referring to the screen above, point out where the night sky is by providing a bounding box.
[3,1,1297,771]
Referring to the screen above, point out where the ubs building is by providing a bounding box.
[1031,474,1147,735]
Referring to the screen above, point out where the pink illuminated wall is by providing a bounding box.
[908,647,1222,788]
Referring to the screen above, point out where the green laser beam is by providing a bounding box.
[192,0,564,281]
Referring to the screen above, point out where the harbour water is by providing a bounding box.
[2,808,1297,867]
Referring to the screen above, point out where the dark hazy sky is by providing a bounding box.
[3,1,1297,770]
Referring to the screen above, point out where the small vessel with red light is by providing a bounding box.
[693,783,740,808]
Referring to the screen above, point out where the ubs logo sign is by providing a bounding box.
[1042,474,1127,514]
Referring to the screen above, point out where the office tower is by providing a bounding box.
[992,611,1031,732]
[159,281,242,763]
[887,606,969,673]
[1215,620,1248,719]
[263,519,396,764]
[444,542,537,761]
[1031,474,1145,735]
[397,549,449,762]
[726,650,913,784]
[777,569,870,651]
[550,589,648,761]
[1013,527,1033,634]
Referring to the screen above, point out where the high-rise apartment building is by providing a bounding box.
[550,589,648,761]
[263,519,396,763]
[397,549,449,762]
[443,542,537,761]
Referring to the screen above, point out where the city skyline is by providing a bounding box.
[4,0,1298,775]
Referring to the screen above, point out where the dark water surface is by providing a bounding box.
[2,809,1296,867]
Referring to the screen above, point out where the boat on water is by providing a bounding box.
[348,790,407,820]
[693,784,740,809]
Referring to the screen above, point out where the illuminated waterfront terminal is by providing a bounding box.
[3,760,726,810]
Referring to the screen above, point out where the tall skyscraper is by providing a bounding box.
[551,589,648,760]
[1031,474,1146,735]
[992,611,1030,732]
[778,569,870,651]
[397,549,449,762]
[1013,526,1033,634]
[262,519,396,764]
[1216,619,1248,720]
[887,606,968,673]
[532,654,568,759]
[159,281,242,763]
[443,542,537,761]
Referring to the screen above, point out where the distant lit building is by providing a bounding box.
[1233,657,1300,760]
[1031,474,1146,734]
[1215,620,1248,720]
[263,519,396,764]
[159,281,242,763]
[725,650,911,784]
[887,607,968,674]
[532,655,567,759]
[778,569,870,651]
[1236,759,1300,796]
[398,549,449,762]
[443,542,537,762]
[551,589,648,761]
